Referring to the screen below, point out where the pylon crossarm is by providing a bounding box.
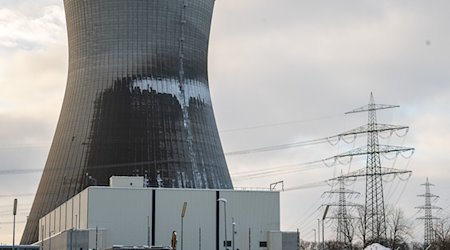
[337,124,409,137]
[328,167,412,181]
[322,202,363,207]
[326,145,414,160]
[327,169,365,181]
[324,147,367,160]
[417,194,439,198]
[345,104,400,114]
[369,167,411,177]
[416,217,441,220]
[327,216,360,220]
[415,205,442,210]
[346,93,399,115]
[324,189,360,195]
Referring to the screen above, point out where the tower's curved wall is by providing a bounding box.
[22,0,233,243]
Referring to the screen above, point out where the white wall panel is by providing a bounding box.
[154,189,216,250]
[44,214,50,238]
[219,190,280,250]
[39,218,45,241]
[72,194,80,229]
[66,198,73,229]
[87,187,152,246]
[55,207,61,233]
[268,231,283,250]
[50,210,56,235]
[60,203,66,231]
[80,189,89,229]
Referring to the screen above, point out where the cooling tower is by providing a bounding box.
[21,0,233,243]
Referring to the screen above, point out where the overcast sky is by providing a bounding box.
[0,0,450,244]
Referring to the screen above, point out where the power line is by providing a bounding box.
[0,159,201,176]
[0,169,42,175]
[230,156,369,181]
[284,181,329,192]
[0,221,26,225]
[0,203,31,208]
[0,209,29,216]
[287,196,323,230]
[0,143,49,151]
[231,160,325,179]
[225,123,409,157]
[220,114,341,133]
[0,193,35,198]
[225,137,329,156]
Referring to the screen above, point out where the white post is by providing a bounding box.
[181,202,187,250]
[322,219,325,250]
[199,227,202,250]
[95,226,98,250]
[313,229,316,250]
[317,219,321,250]
[232,218,236,250]
[147,216,150,246]
[13,199,17,250]
[218,198,228,250]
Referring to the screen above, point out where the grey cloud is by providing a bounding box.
[0,5,66,51]
[210,0,450,136]
[211,0,450,241]
[0,114,54,144]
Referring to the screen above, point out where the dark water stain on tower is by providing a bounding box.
[22,0,233,244]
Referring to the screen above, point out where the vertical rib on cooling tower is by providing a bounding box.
[21,0,233,243]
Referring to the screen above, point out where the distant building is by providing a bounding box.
[22,0,233,244]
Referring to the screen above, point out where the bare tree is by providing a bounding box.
[343,216,357,249]
[410,241,424,250]
[356,206,410,248]
[329,209,357,249]
[299,240,314,250]
[324,240,347,250]
[385,206,410,250]
[356,206,367,246]
[431,216,450,249]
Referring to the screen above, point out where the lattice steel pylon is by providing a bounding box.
[327,93,414,246]
[416,177,440,249]
[323,172,361,249]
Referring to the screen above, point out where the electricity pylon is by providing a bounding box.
[416,177,440,249]
[323,172,361,249]
[327,93,414,246]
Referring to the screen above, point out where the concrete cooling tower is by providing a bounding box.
[22,0,233,244]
